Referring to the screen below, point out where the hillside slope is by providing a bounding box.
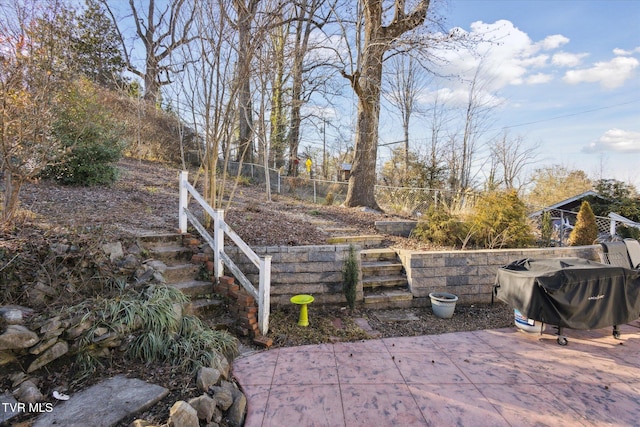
[18,157,412,247]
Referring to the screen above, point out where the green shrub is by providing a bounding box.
[42,78,125,185]
[540,211,553,247]
[618,224,640,240]
[72,284,238,380]
[467,190,534,249]
[411,206,469,248]
[324,191,335,206]
[342,244,358,310]
[568,200,598,246]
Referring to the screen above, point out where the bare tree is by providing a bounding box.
[101,0,196,103]
[268,15,289,170]
[341,0,432,209]
[424,88,449,189]
[444,62,501,195]
[382,54,427,184]
[527,166,593,210]
[285,0,331,176]
[174,1,237,212]
[232,0,261,163]
[0,0,74,222]
[489,131,538,191]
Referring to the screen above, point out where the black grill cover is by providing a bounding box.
[494,258,640,329]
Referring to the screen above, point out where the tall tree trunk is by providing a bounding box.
[343,0,430,209]
[2,170,22,223]
[235,0,258,164]
[287,74,302,176]
[286,0,311,177]
[345,44,385,209]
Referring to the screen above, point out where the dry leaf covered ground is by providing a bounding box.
[16,157,514,345]
[4,157,515,425]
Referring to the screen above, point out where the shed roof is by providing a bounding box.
[529,190,605,217]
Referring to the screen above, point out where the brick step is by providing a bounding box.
[164,263,202,283]
[360,248,398,262]
[363,289,413,309]
[362,275,408,289]
[184,298,224,316]
[170,280,214,298]
[361,261,404,276]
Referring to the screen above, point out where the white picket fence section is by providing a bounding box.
[178,171,271,335]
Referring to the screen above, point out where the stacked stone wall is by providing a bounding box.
[194,241,603,307]
[400,245,601,304]
[224,245,362,306]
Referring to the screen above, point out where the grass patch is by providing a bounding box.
[70,284,238,381]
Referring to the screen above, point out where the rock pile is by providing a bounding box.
[0,305,247,426]
[1,238,248,426]
[131,365,246,427]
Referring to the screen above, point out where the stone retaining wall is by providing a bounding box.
[224,245,362,306]
[399,245,602,305]
[223,243,602,307]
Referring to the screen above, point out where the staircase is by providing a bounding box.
[137,233,224,316]
[327,235,384,249]
[360,248,413,308]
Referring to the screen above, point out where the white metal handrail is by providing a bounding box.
[178,171,271,335]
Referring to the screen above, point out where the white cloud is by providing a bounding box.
[552,51,588,67]
[613,46,640,56]
[563,56,639,89]
[435,20,587,94]
[583,129,640,153]
[526,73,553,84]
[536,34,570,51]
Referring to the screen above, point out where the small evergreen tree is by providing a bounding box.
[42,78,125,185]
[540,211,553,247]
[411,206,469,248]
[342,245,358,310]
[468,190,534,249]
[568,201,598,246]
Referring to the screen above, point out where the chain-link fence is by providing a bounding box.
[222,161,478,215]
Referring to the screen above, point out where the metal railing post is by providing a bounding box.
[179,171,189,233]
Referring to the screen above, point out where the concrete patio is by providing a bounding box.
[233,320,640,426]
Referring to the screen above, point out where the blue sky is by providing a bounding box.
[379,0,640,190]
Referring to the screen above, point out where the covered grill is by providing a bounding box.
[494,257,640,345]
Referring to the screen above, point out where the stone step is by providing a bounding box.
[137,232,184,249]
[185,298,224,316]
[326,235,384,248]
[170,280,214,298]
[364,289,413,309]
[33,376,168,427]
[164,263,202,283]
[148,245,193,263]
[361,261,404,276]
[322,227,360,235]
[362,275,408,289]
[360,248,398,262]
